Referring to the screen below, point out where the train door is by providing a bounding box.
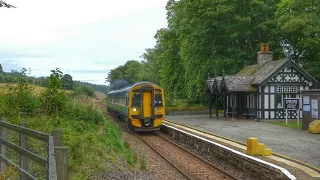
[140,87,155,128]
[143,91,152,118]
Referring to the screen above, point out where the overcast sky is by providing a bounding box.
[0,0,168,85]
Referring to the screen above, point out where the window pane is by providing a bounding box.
[132,93,140,107]
[276,94,283,108]
[291,86,298,93]
[284,86,290,93]
[155,94,163,106]
[277,86,283,93]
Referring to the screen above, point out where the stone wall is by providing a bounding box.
[161,125,293,180]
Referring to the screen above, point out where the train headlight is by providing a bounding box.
[133,108,137,112]
[156,107,161,111]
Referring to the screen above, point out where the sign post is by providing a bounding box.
[284,98,300,125]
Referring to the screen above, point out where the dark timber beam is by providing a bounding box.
[216,93,218,117]
[224,93,227,118]
[209,91,212,117]
[232,93,235,119]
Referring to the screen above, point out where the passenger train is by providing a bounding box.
[106,82,165,131]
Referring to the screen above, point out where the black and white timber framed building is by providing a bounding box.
[207,43,320,120]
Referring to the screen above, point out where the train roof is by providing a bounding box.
[107,81,161,94]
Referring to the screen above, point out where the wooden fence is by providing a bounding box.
[0,117,68,180]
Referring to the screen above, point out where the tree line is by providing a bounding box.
[0,64,111,93]
[107,0,320,104]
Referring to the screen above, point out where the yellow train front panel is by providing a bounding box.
[128,82,165,130]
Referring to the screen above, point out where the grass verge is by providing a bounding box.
[2,95,137,179]
[268,121,302,130]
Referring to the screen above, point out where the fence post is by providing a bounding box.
[20,122,28,180]
[0,117,8,170]
[52,130,68,180]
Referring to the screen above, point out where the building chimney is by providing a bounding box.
[257,43,273,69]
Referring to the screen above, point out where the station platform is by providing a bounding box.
[165,115,320,179]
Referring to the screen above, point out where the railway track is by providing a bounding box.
[136,131,239,180]
[99,103,239,179]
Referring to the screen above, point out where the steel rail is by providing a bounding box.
[135,133,193,180]
[155,132,239,180]
[101,103,237,179]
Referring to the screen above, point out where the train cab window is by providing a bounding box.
[155,94,163,106]
[132,93,140,107]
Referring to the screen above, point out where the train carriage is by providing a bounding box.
[107,82,165,131]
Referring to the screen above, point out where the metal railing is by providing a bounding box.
[0,117,68,180]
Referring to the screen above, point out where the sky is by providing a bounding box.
[0,0,168,85]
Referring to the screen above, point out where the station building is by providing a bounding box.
[207,43,320,119]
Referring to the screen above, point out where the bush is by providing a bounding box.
[40,68,71,115]
[65,95,104,124]
[1,68,40,117]
[72,85,96,97]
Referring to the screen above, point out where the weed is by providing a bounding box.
[139,155,147,171]
[0,165,19,179]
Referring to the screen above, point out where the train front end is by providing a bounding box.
[129,82,165,131]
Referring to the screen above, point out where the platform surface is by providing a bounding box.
[166,114,320,170]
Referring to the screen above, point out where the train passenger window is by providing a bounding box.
[155,94,163,106]
[132,93,140,107]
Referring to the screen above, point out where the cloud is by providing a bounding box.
[0,0,168,85]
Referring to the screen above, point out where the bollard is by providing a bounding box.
[247,137,272,156]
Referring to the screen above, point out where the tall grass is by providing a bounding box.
[1,94,137,179]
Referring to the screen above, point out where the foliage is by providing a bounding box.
[61,74,74,90]
[0,0,16,8]
[139,48,161,85]
[72,84,96,97]
[0,165,19,179]
[124,60,142,84]
[0,64,111,93]
[276,0,320,82]
[40,68,70,115]
[0,66,137,178]
[74,80,111,93]
[7,95,137,179]
[106,60,143,85]
[107,0,320,104]
[0,64,3,74]
[1,68,39,117]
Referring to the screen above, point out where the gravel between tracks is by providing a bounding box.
[94,104,255,180]
[140,133,234,180]
[92,106,186,180]
[158,131,257,180]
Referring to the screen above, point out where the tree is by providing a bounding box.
[106,65,126,83]
[124,60,142,84]
[0,0,15,8]
[61,74,73,90]
[139,48,161,85]
[276,0,320,81]
[0,64,3,74]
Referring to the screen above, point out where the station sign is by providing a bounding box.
[284,98,300,110]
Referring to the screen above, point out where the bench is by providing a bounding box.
[242,113,255,119]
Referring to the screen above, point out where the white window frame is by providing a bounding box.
[277,86,283,93]
[291,86,298,93]
[284,86,290,93]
